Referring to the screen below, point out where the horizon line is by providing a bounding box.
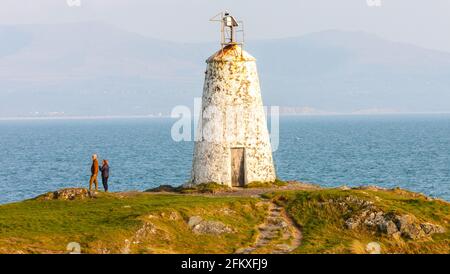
[1,111,450,121]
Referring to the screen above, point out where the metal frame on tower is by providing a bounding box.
[210,11,245,55]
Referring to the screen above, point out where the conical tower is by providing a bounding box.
[191,12,276,187]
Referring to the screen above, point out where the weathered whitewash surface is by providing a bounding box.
[191,44,276,186]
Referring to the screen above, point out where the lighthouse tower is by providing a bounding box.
[191,12,276,187]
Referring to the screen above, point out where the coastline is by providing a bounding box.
[1,111,450,121]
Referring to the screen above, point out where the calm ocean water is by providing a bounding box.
[0,115,449,204]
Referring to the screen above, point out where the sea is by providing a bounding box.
[0,114,449,204]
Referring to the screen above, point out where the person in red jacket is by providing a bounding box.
[89,154,99,191]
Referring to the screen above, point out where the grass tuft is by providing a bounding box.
[244,179,288,189]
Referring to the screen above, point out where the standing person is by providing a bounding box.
[89,154,99,192]
[99,160,110,192]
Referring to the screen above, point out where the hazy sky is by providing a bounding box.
[1,0,450,52]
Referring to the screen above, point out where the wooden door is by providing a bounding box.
[231,148,245,187]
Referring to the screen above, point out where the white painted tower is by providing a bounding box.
[191,12,276,187]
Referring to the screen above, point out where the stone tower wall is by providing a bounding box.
[191,45,276,186]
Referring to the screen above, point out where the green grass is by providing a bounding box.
[146,180,288,192]
[1,186,448,254]
[145,182,231,194]
[244,179,288,189]
[179,182,231,194]
[265,188,450,254]
[0,192,267,254]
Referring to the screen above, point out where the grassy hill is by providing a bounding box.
[0,183,448,254]
[265,187,450,254]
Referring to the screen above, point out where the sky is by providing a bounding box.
[0,0,450,52]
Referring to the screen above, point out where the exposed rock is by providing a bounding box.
[378,220,398,235]
[365,242,381,254]
[354,185,386,191]
[394,215,424,240]
[394,214,416,229]
[150,210,180,221]
[187,216,233,234]
[38,188,90,200]
[363,211,386,229]
[338,186,351,190]
[338,196,446,240]
[145,185,180,193]
[188,216,203,228]
[134,222,157,242]
[191,220,233,235]
[420,222,446,234]
[345,218,360,230]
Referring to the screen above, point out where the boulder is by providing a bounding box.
[188,216,203,228]
[378,220,398,235]
[363,211,386,229]
[394,215,425,240]
[394,214,416,229]
[39,188,90,200]
[365,242,381,254]
[145,185,180,193]
[187,216,233,234]
[420,222,446,235]
[191,220,233,235]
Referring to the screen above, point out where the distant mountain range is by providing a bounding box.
[1,22,450,117]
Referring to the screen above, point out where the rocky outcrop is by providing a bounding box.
[38,188,91,201]
[353,185,387,191]
[187,216,234,235]
[145,185,180,193]
[337,196,445,240]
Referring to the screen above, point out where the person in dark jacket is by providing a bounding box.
[89,154,99,191]
[99,159,110,192]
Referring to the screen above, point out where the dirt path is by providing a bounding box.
[227,182,311,254]
[235,201,302,254]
